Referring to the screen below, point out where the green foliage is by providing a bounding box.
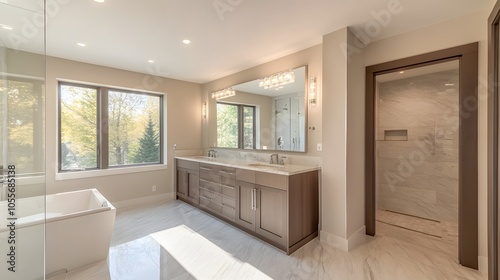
[217,103,238,148]
[1,79,45,174]
[133,116,160,163]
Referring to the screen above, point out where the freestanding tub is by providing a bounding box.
[0,188,116,280]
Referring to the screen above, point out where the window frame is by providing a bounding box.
[216,102,256,149]
[58,81,164,173]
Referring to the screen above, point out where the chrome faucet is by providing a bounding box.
[207,150,217,158]
[270,153,279,164]
[270,154,286,165]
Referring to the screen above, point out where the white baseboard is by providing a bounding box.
[320,230,348,251]
[113,192,174,209]
[320,226,367,252]
[478,256,488,274]
[347,226,367,251]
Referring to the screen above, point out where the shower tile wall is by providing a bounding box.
[376,70,459,223]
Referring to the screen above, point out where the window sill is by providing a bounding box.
[55,164,168,181]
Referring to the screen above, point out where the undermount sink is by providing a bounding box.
[247,163,284,168]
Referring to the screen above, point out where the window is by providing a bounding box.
[59,82,163,172]
[0,77,45,176]
[216,102,255,149]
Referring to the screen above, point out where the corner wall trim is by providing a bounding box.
[478,256,489,274]
[347,226,367,251]
[112,193,174,209]
[320,230,348,252]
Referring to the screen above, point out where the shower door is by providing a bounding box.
[0,1,46,280]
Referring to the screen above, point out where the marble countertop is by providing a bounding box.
[175,156,321,176]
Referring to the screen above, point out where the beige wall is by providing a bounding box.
[202,45,322,157]
[46,57,202,203]
[364,7,494,269]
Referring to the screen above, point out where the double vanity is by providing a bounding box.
[175,155,320,255]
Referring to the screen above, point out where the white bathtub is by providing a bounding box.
[0,188,116,279]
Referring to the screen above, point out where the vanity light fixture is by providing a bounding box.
[309,77,317,105]
[259,70,295,90]
[211,87,235,100]
[202,102,207,119]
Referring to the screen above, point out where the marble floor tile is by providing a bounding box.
[47,199,485,280]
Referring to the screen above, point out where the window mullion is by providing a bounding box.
[100,88,109,169]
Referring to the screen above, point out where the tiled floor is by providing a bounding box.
[48,199,486,280]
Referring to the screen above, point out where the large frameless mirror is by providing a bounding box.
[211,66,307,152]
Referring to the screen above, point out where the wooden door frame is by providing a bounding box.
[488,1,500,279]
[365,43,479,269]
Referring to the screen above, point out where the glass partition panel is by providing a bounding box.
[0,1,46,279]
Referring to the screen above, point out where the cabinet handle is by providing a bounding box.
[200,195,212,202]
[252,188,257,210]
[222,203,235,211]
[220,171,235,175]
[200,167,211,171]
[221,184,234,190]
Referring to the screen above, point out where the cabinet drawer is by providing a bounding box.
[220,183,235,198]
[222,204,235,220]
[199,178,221,193]
[200,163,221,172]
[177,159,199,171]
[221,196,235,208]
[256,172,287,191]
[220,167,236,178]
[221,176,235,186]
[200,170,221,183]
[236,169,255,183]
[199,188,222,205]
[200,196,222,214]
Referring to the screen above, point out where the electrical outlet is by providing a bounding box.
[317,143,322,151]
[152,185,156,192]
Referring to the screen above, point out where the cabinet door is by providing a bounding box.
[176,168,188,198]
[186,171,199,204]
[256,185,287,247]
[235,181,256,231]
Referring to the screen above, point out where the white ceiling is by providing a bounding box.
[0,0,494,83]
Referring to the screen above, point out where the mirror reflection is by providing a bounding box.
[213,66,307,152]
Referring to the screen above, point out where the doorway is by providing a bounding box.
[365,43,479,269]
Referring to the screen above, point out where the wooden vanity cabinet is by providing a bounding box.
[176,159,200,205]
[198,163,237,221]
[235,169,318,254]
[175,158,319,255]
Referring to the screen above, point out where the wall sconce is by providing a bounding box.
[211,87,235,99]
[309,77,317,105]
[202,102,207,119]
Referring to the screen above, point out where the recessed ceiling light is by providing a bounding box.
[94,0,105,3]
[148,60,155,63]
[182,39,191,45]
[76,43,86,47]
[1,24,13,30]
[399,71,405,74]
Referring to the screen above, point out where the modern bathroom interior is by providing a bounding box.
[375,60,460,259]
[1,0,499,279]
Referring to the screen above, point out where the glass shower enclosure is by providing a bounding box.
[0,1,46,279]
